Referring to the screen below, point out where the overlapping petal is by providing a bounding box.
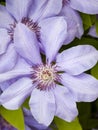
[0,81,11,91]
[0,28,11,54]
[14,23,42,65]
[0,44,18,73]
[63,17,77,44]
[60,5,83,39]
[6,0,33,21]
[0,5,14,28]
[29,0,62,21]
[54,85,78,122]
[23,108,48,130]
[0,58,32,83]
[39,17,67,62]
[56,45,98,75]
[61,73,98,102]
[69,0,98,14]
[0,77,33,109]
[29,88,55,126]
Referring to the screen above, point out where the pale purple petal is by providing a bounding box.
[54,85,78,122]
[6,0,33,21]
[0,57,31,90]
[14,23,42,65]
[0,58,32,83]
[61,73,98,102]
[63,17,77,44]
[39,17,67,63]
[88,25,98,38]
[0,28,11,54]
[0,81,11,91]
[0,77,33,109]
[69,0,98,14]
[29,88,55,126]
[0,44,18,73]
[0,78,18,92]
[29,0,62,21]
[60,5,83,38]
[56,45,98,75]
[0,5,14,28]
[14,57,32,70]
[23,108,48,130]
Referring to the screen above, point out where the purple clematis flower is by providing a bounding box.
[0,23,98,127]
[60,0,98,44]
[0,0,67,73]
[0,0,62,54]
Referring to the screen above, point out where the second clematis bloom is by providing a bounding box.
[0,0,67,74]
[0,23,98,127]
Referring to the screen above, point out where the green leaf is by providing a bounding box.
[90,15,96,25]
[91,63,98,79]
[81,13,92,26]
[22,97,30,109]
[95,20,98,35]
[54,117,82,130]
[80,13,92,30]
[0,106,25,130]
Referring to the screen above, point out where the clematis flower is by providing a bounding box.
[0,0,62,54]
[60,0,98,44]
[0,0,67,73]
[0,23,98,127]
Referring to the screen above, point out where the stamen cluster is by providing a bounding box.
[7,22,16,41]
[21,17,41,40]
[8,17,41,41]
[31,64,60,90]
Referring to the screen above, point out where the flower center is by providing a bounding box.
[31,64,60,90]
[41,70,53,81]
[8,17,41,41]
